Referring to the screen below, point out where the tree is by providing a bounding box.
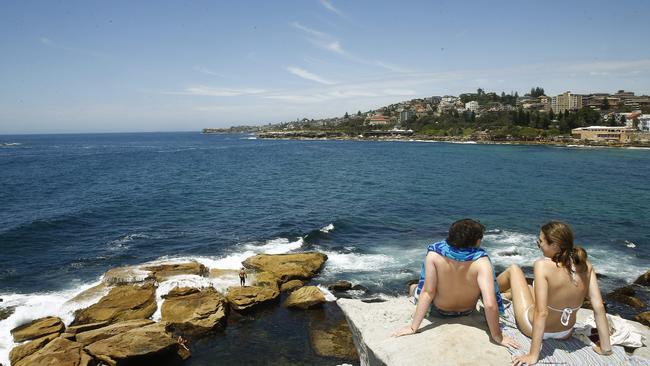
[619,114,626,126]
[357,110,361,116]
[344,112,349,119]
[530,87,545,98]
[607,114,617,126]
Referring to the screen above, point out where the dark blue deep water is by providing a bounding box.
[0,132,648,364]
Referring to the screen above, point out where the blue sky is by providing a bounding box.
[1,0,649,134]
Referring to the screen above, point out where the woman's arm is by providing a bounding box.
[513,260,548,366]
[586,264,613,355]
[393,252,437,336]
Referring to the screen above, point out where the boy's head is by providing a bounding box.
[447,218,485,248]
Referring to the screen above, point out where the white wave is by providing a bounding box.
[107,233,153,251]
[0,142,21,147]
[322,251,395,272]
[244,237,304,255]
[316,285,337,302]
[625,240,636,248]
[0,280,104,366]
[320,223,335,233]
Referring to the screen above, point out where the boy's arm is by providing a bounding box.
[477,259,519,348]
[393,252,437,336]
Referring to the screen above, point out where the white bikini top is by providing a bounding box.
[539,257,581,326]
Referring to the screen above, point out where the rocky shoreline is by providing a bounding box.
[1,252,648,366]
[255,131,650,148]
[1,252,360,366]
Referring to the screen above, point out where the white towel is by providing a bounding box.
[574,313,645,348]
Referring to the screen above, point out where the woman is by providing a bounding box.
[497,221,612,365]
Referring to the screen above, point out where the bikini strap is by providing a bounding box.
[547,305,580,326]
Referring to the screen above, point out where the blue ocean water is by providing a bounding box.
[0,132,649,363]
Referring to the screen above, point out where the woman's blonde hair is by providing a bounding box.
[541,221,587,274]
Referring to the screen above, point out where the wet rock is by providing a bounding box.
[103,266,154,285]
[634,270,650,287]
[13,338,93,366]
[309,319,358,360]
[209,268,239,278]
[253,272,280,289]
[161,287,228,335]
[225,285,280,312]
[84,323,183,366]
[284,286,326,309]
[76,319,155,345]
[0,305,15,321]
[606,285,646,309]
[66,283,110,305]
[73,283,157,325]
[242,252,327,283]
[635,311,650,327]
[9,333,58,365]
[280,279,304,293]
[328,281,352,292]
[351,284,368,292]
[143,261,209,281]
[10,316,65,342]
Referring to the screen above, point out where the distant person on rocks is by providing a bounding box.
[239,267,247,286]
[498,221,612,366]
[393,218,519,349]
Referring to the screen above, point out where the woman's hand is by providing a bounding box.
[512,353,538,366]
[592,344,613,356]
[391,325,416,337]
[496,334,520,349]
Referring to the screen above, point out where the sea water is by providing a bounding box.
[1,132,648,364]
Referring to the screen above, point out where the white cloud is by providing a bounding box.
[320,0,343,16]
[39,36,107,58]
[194,66,226,77]
[290,21,331,39]
[286,67,337,85]
[183,86,267,97]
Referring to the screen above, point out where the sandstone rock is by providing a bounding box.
[66,283,110,306]
[103,266,154,285]
[328,280,353,292]
[10,316,65,342]
[209,268,239,277]
[66,321,110,335]
[242,252,327,283]
[72,283,157,325]
[75,319,155,345]
[634,270,650,287]
[284,286,326,309]
[143,261,209,281]
[226,286,280,312]
[253,271,280,288]
[280,279,304,293]
[0,305,15,321]
[84,323,183,366]
[161,287,228,335]
[635,311,650,327]
[606,286,646,309]
[9,333,58,365]
[309,319,358,360]
[14,337,93,366]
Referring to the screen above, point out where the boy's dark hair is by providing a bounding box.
[447,219,485,248]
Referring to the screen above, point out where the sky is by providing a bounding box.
[1,0,650,134]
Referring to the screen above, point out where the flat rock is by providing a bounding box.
[10,316,65,342]
[253,271,280,288]
[280,279,304,293]
[66,283,110,306]
[103,266,154,285]
[13,337,93,366]
[242,252,327,283]
[635,270,650,287]
[9,333,58,365]
[225,286,279,312]
[72,283,157,325]
[161,286,228,335]
[84,323,183,366]
[310,319,358,360]
[0,305,16,321]
[75,319,155,345]
[284,286,326,309]
[210,268,239,278]
[143,261,209,281]
[328,280,353,292]
[337,297,512,366]
[66,321,110,335]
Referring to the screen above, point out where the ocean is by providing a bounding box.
[0,132,648,364]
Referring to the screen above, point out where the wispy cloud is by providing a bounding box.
[39,37,108,58]
[183,86,267,97]
[291,22,411,73]
[286,67,337,85]
[194,66,227,77]
[320,0,343,17]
